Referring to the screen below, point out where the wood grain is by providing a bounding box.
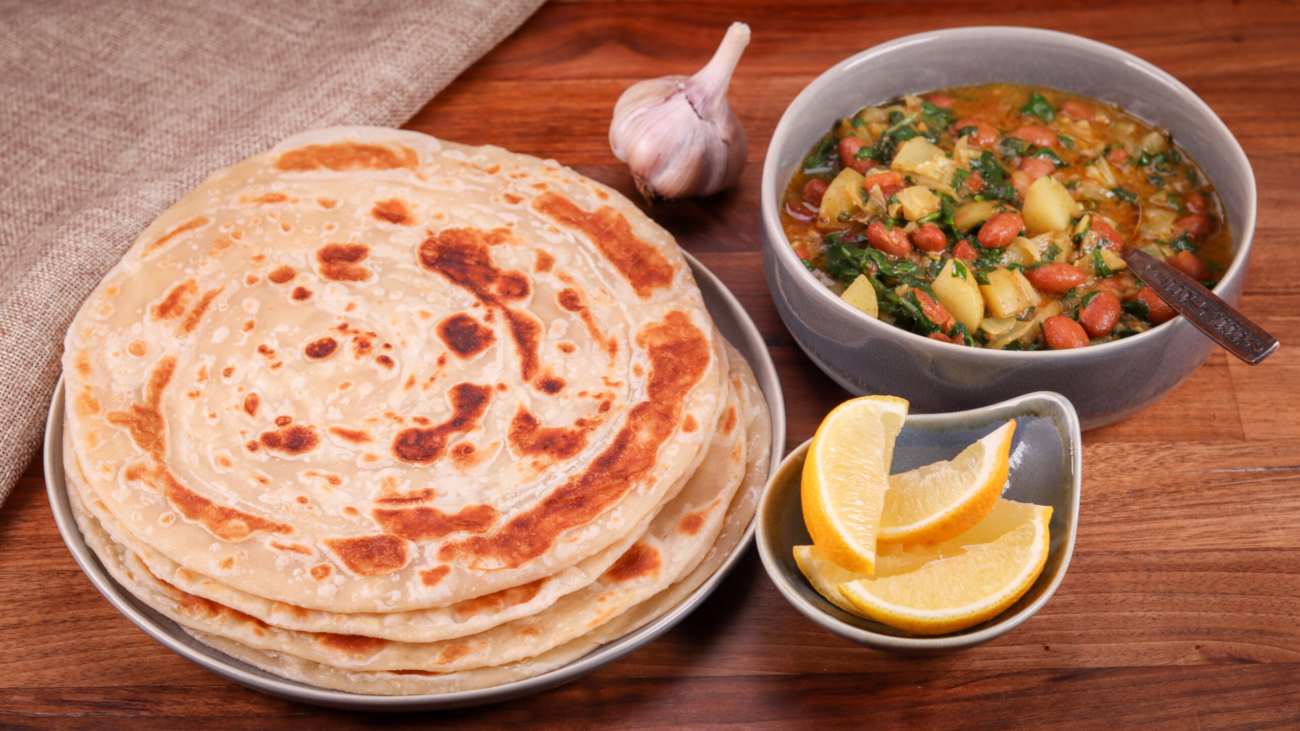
[4,0,1300,727]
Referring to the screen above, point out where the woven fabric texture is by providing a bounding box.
[0,0,545,506]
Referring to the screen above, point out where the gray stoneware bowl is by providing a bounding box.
[756,392,1081,653]
[760,27,1258,430]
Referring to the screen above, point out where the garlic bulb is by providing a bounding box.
[609,22,750,200]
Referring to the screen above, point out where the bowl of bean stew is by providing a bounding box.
[760,27,1257,428]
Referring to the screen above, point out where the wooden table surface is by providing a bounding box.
[4,1,1300,728]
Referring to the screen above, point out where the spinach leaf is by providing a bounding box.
[969,151,1016,202]
[803,136,838,174]
[920,100,956,135]
[948,322,975,347]
[1168,233,1198,253]
[1030,147,1067,168]
[1111,186,1137,203]
[1092,248,1114,277]
[1021,93,1056,122]
[1123,297,1150,320]
[1000,137,1031,157]
[1045,243,1063,262]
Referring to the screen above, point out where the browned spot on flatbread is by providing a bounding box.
[160,469,292,541]
[373,503,499,541]
[450,578,548,621]
[267,265,297,284]
[69,387,101,421]
[143,216,210,256]
[268,540,313,555]
[374,487,436,506]
[532,192,674,298]
[437,644,472,666]
[310,564,333,580]
[327,426,371,444]
[127,340,147,357]
[502,193,523,205]
[218,556,235,570]
[371,198,412,225]
[243,393,259,417]
[508,407,589,461]
[304,470,342,486]
[438,311,710,569]
[324,535,409,577]
[106,357,176,457]
[420,565,451,587]
[450,442,481,469]
[604,542,662,582]
[534,250,555,273]
[681,414,698,434]
[258,424,320,456]
[272,602,310,620]
[722,405,737,435]
[317,243,372,282]
[318,633,386,656]
[555,287,606,346]
[537,376,565,394]
[417,227,543,383]
[179,287,223,335]
[244,192,288,204]
[557,342,576,354]
[170,585,269,628]
[436,314,495,358]
[375,354,395,369]
[292,286,313,301]
[151,279,198,321]
[391,383,492,464]
[276,142,418,172]
[304,337,338,360]
[679,502,718,536]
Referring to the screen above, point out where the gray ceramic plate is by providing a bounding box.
[43,251,786,711]
[756,392,1079,653]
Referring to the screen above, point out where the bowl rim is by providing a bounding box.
[759,26,1258,360]
[754,391,1082,651]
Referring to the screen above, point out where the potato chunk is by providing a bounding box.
[840,274,879,318]
[891,137,957,183]
[979,267,1041,318]
[816,168,866,231]
[931,259,984,330]
[896,186,941,221]
[1022,176,1081,234]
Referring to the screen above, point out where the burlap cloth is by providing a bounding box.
[0,0,545,507]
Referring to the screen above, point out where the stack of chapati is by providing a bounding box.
[60,128,771,695]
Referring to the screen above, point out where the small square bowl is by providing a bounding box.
[756,392,1081,653]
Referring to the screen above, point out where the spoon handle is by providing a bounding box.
[1122,247,1279,365]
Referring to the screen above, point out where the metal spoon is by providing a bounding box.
[1121,247,1279,365]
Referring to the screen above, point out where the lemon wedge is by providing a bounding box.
[834,499,1052,635]
[801,396,909,575]
[878,421,1016,546]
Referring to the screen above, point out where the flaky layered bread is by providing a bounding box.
[64,128,726,613]
[62,128,773,694]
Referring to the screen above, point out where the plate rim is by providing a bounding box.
[43,250,785,710]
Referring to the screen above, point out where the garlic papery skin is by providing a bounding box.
[609,22,750,200]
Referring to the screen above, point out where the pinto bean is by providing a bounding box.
[1044,316,1090,350]
[1136,287,1177,325]
[978,212,1025,248]
[866,220,913,259]
[910,224,948,253]
[926,93,955,108]
[1011,125,1058,148]
[964,171,985,194]
[1010,170,1032,199]
[802,178,828,207]
[839,137,872,173]
[1185,192,1209,214]
[1172,214,1214,240]
[952,240,979,263]
[1079,291,1121,338]
[1024,263,1087,294]
[1106,147,1129,165]
[954,119,999,147]
[1167,250,1211,281]
[1018,156,1056,181]
[927,332,959,344]
[1061,100,1094,121]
